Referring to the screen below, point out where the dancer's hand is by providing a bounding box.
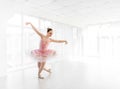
[65,41,68,44]
[26,22,31,25]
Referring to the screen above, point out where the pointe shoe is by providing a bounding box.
[38,74,44,79]
[38,75,44,79]
[47,69,52,73]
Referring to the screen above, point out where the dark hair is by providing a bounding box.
[47,28,53,33]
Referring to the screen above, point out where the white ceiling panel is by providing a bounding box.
[2,0,120,27]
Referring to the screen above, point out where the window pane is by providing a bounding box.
[7,14,22,26]
[100,38,112,57]
[83,26,98,57]
[113,37,120,58]
[23,15,39,28]
[6,27,22,66]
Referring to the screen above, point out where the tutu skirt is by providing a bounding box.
[31,49,56,62]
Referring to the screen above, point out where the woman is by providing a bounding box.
[26,22,68,79]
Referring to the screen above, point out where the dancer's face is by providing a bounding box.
[47,30,53,37]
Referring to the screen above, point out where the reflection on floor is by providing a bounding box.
[1,57,120,89]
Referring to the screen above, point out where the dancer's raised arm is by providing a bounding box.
[50,38,68,44]
[26,22,45,38]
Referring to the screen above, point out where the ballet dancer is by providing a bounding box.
[26,22,68,79]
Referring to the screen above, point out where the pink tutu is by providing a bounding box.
[31,38,56,62]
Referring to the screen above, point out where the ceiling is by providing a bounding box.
[2,0,120,27]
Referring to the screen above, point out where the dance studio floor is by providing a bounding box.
[1,57,120,89]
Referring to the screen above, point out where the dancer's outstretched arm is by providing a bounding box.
[50,38,68,44]
[26,22,45,38]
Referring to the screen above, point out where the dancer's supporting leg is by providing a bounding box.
[38,62,51,79]
[38,62,41,77]
[38,57,46,79]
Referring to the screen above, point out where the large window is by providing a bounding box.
[82,23,120,58]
